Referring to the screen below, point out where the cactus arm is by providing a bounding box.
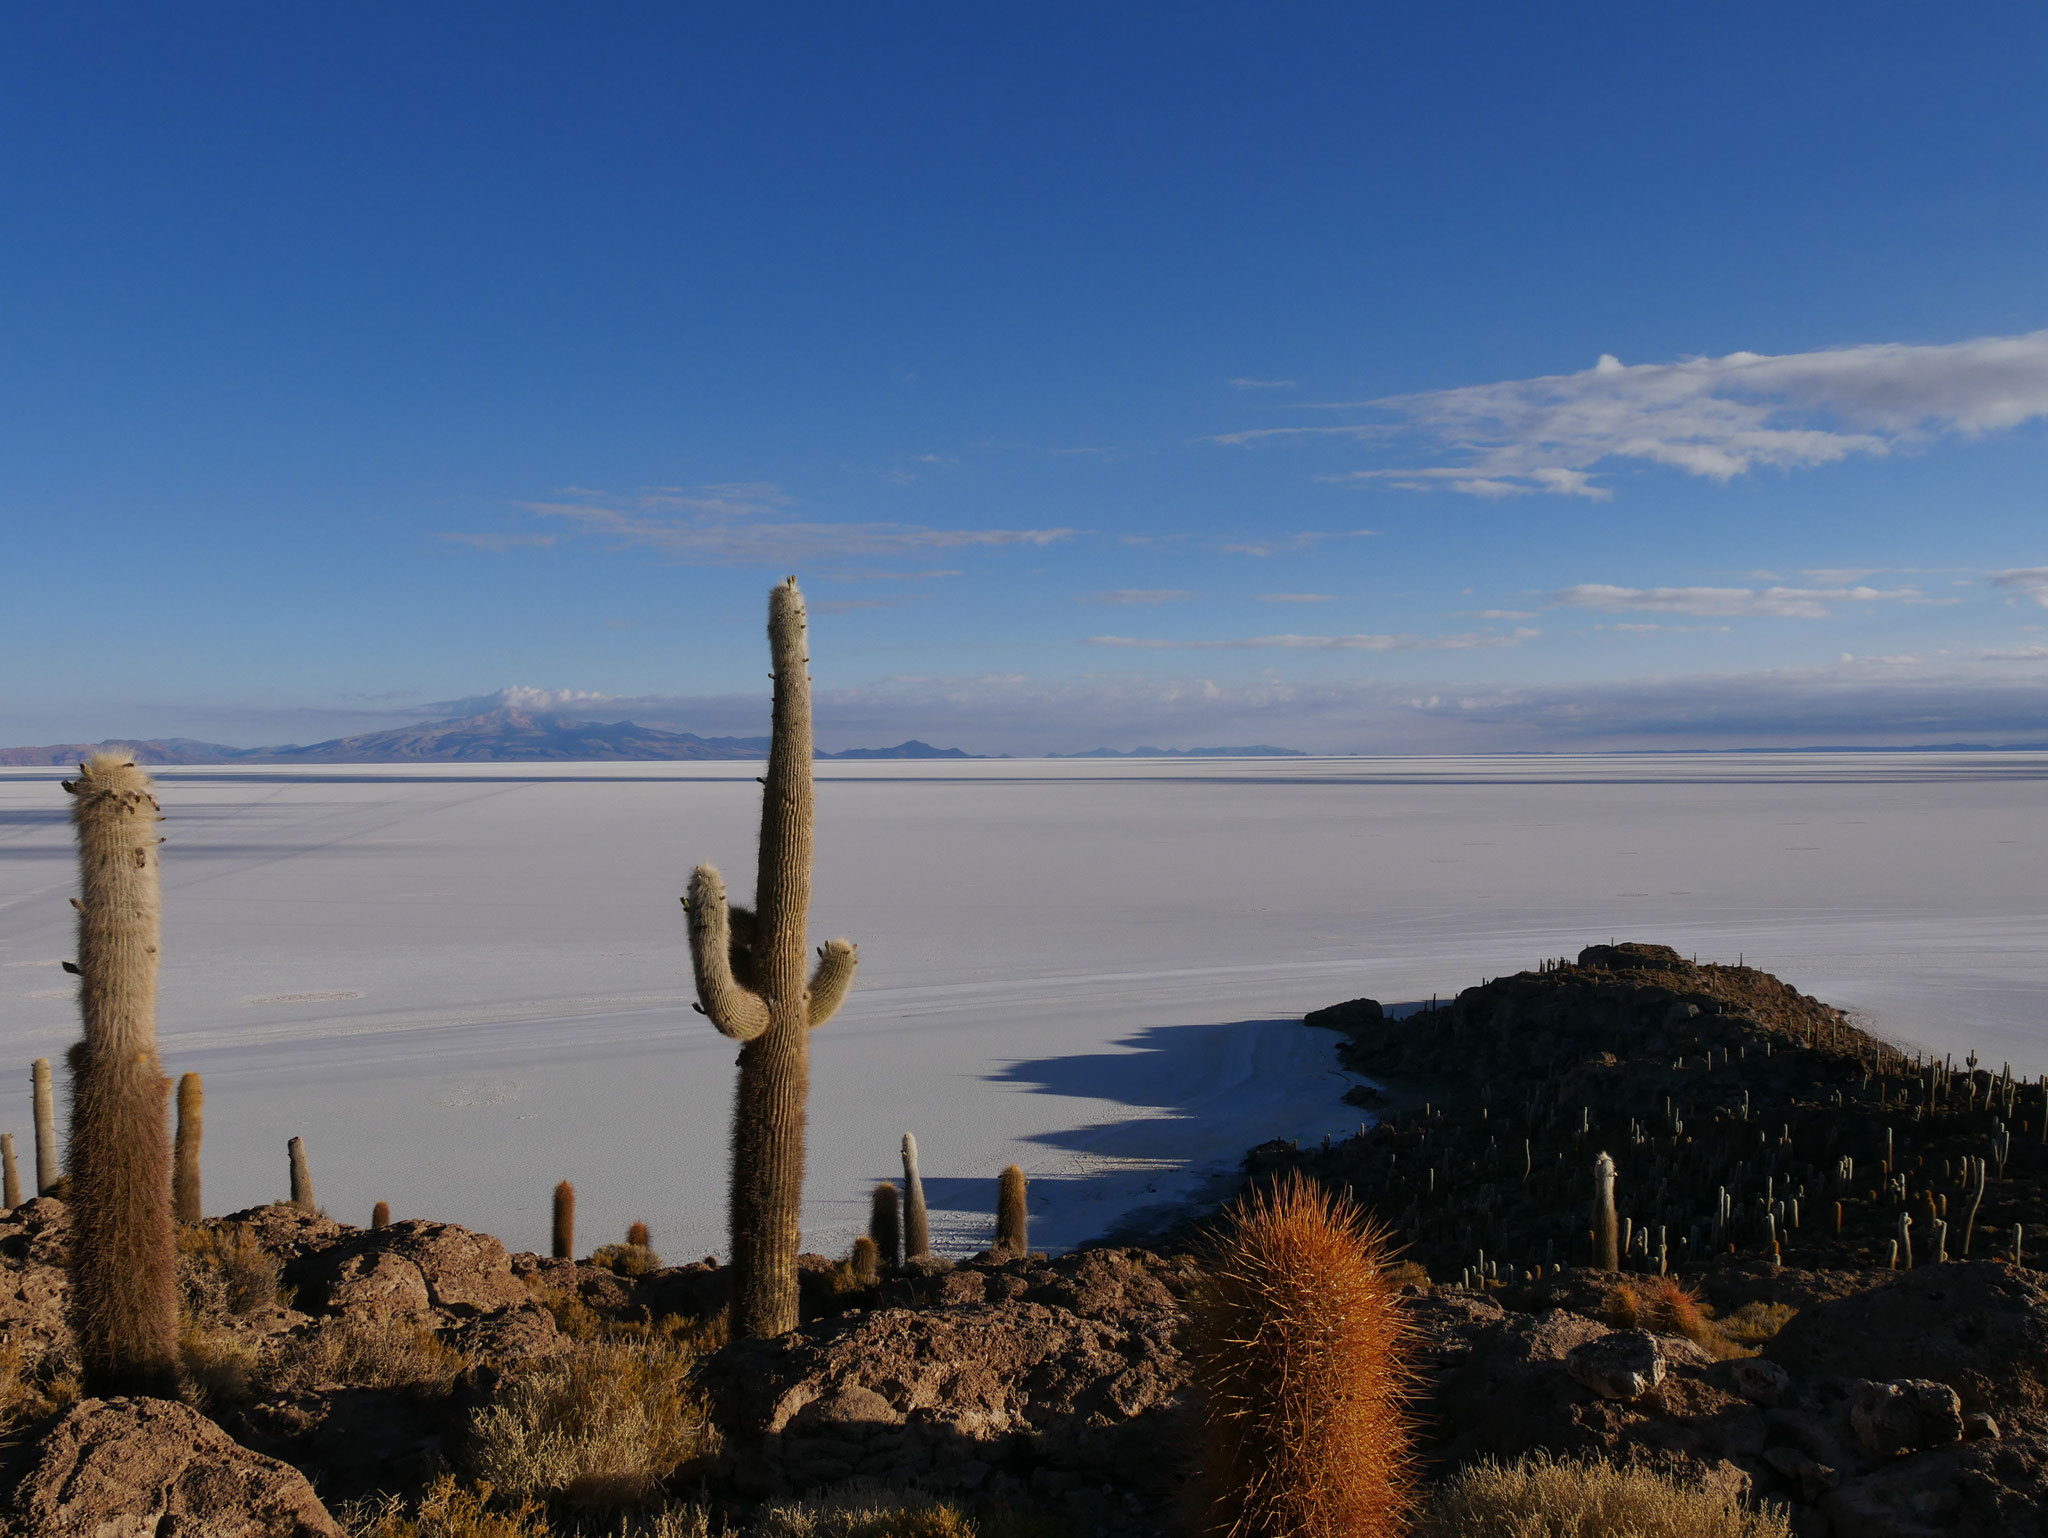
[806,939,858,1028]
[685,866,771,1042]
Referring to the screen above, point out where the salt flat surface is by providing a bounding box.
[2,754,2044,1260]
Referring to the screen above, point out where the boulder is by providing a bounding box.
[1,1396,342,1536]
[283,1219,528,1319]
[1305,996,1383,1030]
[1849,1378,1965,1458]
[1566,1328,1666,1400]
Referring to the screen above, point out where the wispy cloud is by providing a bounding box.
[1216,529,1377,557]
[1989,567,2048,608]
[1979,643,2048,661]
[1078,589,1197,606]
[1259,593,1336,604]
[516,485,1072,566]
[1230,378,1298,389]
[1084,627,1538,652]
[1214,330,2048,499]
[434,531,560,552]
[1554,583,1923,619]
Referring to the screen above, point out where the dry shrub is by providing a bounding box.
[179,1322,262,1408]
[1605,1277,1759,1360]
[589,1242,661,1278]
[1188,1172,1414,1538]
[1716,1301,1797,1348]
[346,1475,548,1538]
[467,1332,716,1508]
[179,1222,283,1317]
[1411,1454,1792,1538]
[751,1492,975,1538]
[266,1315,472,1397]
[0,1340,80,1432]
[522,1280,606,1342]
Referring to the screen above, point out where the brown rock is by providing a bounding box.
[1566,1328,1667,1400]
[1849,1378,1965,1458]
[2,1396,342,1536]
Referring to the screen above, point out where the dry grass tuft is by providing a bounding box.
[467,1332,717,1508]
[752,1492,976,1538]
[1411,1454,1792,1538]
[1188,1171,1414,1538]
[588,1242,662,1278]
[1604,1279,1794,1361]
[1716,1301,1797,1348]
[346,1475,549,1538]
[266,1315,472,1397]
[179,1322,263,1408]
[0,1339,80,1432]
[179,1222,284,1318]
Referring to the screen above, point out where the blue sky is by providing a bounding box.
[5,3,2048,752]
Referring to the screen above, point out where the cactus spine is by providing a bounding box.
[902,1132,931,1261]
[1593,1151,1619,1271]
[996,1164,1028,1257]
[869,1181,902,1271]
[372,1200,391,1230]
[62,755,179,1397]
[32,1057,58,1196]
[553,1180,575,1259]
[288,1135,315,1211]
[684,578,858,1339]
[2,1133,18,1209]
[172,1072,202,1223]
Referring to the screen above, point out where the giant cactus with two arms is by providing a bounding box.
[685,578,857,1338]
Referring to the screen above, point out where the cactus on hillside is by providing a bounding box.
[32,1058,58,1197]
[1188,1172,1413,1538]
[1593,1151,1619,1271]
[552,1180,575,1259]
[172,1072,202,1223]
[996,1164,1028,1257]
[683,578,858,1338]
[288,1135,315,1212]
[372,1200,391,1230]
[902,1132,931,1261]
[849,1234,881,1287]
[869,1181,902,1271]
[61,755,179,1397]
[626,1219,651,1249]
[2,1132,19,1209]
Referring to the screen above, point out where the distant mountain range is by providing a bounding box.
[0,709,983,765]
[1047,744,1307,758]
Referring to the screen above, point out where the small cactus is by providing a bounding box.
[372,1200,391,1230]
[626,1220,651,1249]
[902,1132,931,1260]
[62,755,179,1397]
[1,1132,19,1209]
[1592,1152,1619,1271]
[869,1181,901,1271]
[849,1234,880,1287]
[172,1072,202,1223]
[1188,1173,1413,1538]
[31,1058,58,1197]
[288,1135,315,1212]
[1961,1156,1986,1256]
[552,1181,575,1259]
[995,1164,1028,1257]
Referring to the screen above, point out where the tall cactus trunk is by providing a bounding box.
[686,579,858,1339]
[902,1132,931,1260]
[996,1164,1028,1257]
[1593,1151,1619,1271]
[172,1073,202,1223]
[62,755,179,1398]
[32,1058,58,1196]
[868,1181,902,1271]
[288,1136,315,1211]
[553,1180,575,1259]
[2,1133,19,1209]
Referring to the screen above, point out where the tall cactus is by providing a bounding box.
[553,1180,575,1260]
[287,1135,315,1211]
[172,1072,202,1223]
[684,578,858,1338]
[32,1057,58,1196]
[902,1132,931,1261]
[1593,1151,1619,1271]
[62,755,179,1397]
[996,1164,1028,1257]
[869,1181,902,1271]
[2,1132,19,1209]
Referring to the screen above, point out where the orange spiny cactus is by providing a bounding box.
[1188,1172,1415,1538]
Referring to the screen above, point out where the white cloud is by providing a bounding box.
[1230,378,1298,389]
[1554,583,1922,619]
[1979,643,2048,661]
[1258,593,1337,604]
[1216,329,2048,499]
[519,485,1071,566]
[1083,628,1539,652]
[1989,567,2048,608]
[1079,589,1197,606]
[1215,529,1377,557]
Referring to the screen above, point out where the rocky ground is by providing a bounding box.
[2,942,2046,1536]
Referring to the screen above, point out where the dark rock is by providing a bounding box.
[1849,1378,1965,1457]
[1567,1328,1666,1400]
[1306,996,1383,1029]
